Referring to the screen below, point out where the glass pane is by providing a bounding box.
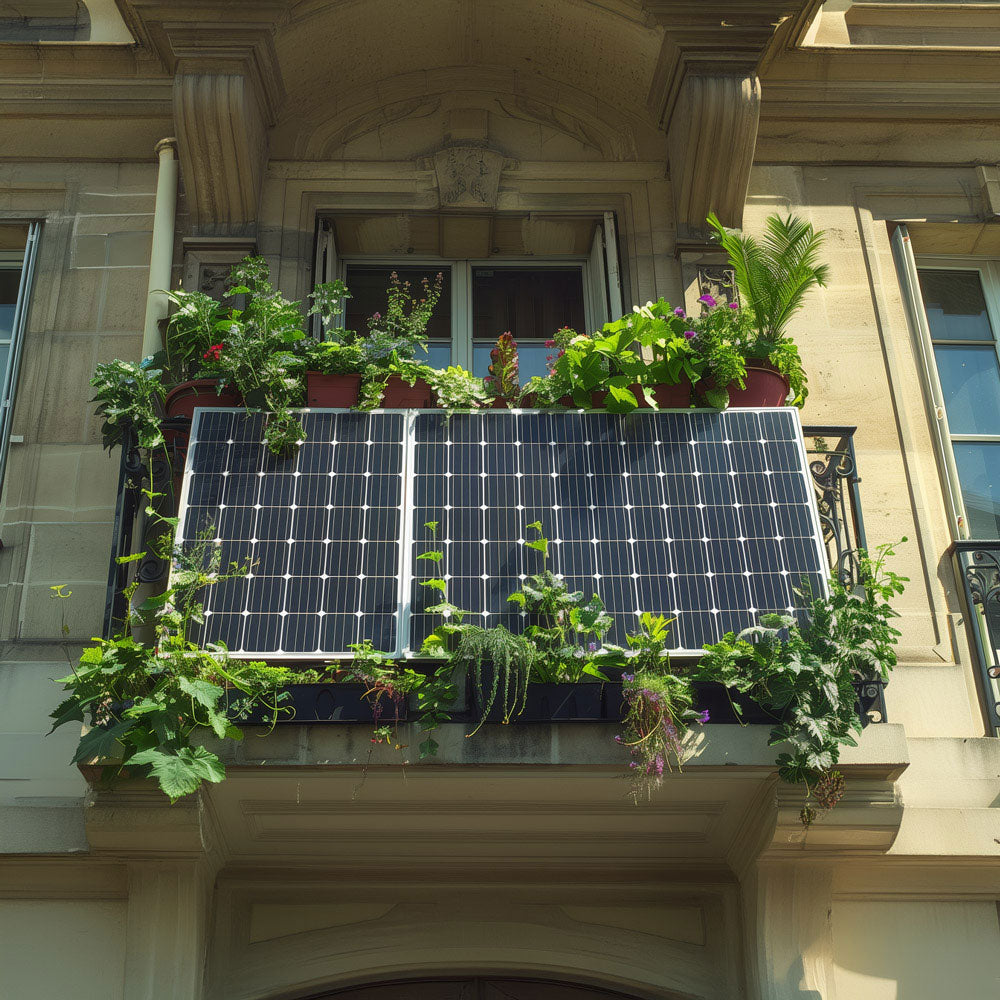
[0,344,9,389]
[417,342,451,369]
[343,265,452,342]
[918,269,994,342]
[934,345,1000,435]
[472,267,585,341]
[0,268,21,338]
[473,342,553,384]
[954,442,1000,539]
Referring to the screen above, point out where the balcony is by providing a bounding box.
[953,541,1000,733]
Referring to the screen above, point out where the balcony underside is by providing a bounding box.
[84,723,908,870]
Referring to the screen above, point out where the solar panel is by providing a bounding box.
[407,409,827,655]
[175,407,827,659]
[177,409,405,657]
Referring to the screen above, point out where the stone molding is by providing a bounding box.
[644,1,812,240]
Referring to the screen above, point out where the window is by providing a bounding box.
[0,223,40,490]
[914,262,1000,538]
[316,214,622,383]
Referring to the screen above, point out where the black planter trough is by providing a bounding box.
[471,680,605,723]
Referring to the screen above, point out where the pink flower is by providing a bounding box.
[684,330,697,339]
[697,294,717,308]
[728,301,739,310]
[673,307,686,318]
[544,340,556,348]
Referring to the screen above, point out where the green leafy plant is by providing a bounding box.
[507,522,613,682]
[160,288,227,382]
[707,211,827,405]
[90,358,166,452]
[50,534,293,802]
[696,540,906,820]
[423,364,490,410]
[197,256,308,454]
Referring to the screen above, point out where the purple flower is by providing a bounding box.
[684,330,697,340]
[697,709,710,725]
[728,301,739,309]
[621,673,635,683]
[588,642,597,652]
[613,734,623,743]
[697,294,717,308]
[673,306,686,318]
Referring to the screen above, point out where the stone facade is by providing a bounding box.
[0,2,999,998]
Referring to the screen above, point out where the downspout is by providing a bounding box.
[142,137,178,359]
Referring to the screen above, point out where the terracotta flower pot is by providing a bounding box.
[590,381,692,410]
[726,366,790,407]
[305,372,362,407]
[380,375,436,408]
[164,379,242,419]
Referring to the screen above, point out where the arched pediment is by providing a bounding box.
[281,70,656,162]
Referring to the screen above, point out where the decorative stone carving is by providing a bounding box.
[433,145,507,210]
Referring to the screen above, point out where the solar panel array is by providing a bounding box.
[177,407,827,658]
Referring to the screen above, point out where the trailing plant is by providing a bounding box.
[91,358,167,452]
[453,624,535,734]
[487,331,519,401]
[609,613,707,802]
[696,539,906,821]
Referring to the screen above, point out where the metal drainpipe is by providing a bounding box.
[141,137,178,359]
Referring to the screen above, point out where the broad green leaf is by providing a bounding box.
[71,720,136,764]
[129,746,226,802]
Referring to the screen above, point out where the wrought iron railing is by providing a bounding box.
[952,542,1000,733]
[802,425,868,590]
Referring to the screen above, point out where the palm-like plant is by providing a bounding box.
[707,212,829,343]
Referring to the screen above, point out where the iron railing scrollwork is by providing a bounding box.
[953,542,1000,732]
[802,425,869,591]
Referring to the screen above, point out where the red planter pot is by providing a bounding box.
[164,379,242,419]
[380,375,436,408]
[305,372,362,407]
[591,381,693,409]
[726,366,790,407]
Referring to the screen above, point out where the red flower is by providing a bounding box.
[203,343,225,361]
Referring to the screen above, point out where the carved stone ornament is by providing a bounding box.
[697,265,738,307]
[433,146,506,210]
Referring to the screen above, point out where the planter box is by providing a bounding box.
[725,366,790,408]
[381,375,436,407]
[470,678,604,723]
[228,683,408,725]
[164,379,242,419]
[590,381,693,410]
[306,372,362,407]
[603,677,886,727]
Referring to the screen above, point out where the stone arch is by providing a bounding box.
[295,976,684,1000]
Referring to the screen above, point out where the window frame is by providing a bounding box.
[912,254,1000,539]
[0,221,40,493]
[337,255,597,372]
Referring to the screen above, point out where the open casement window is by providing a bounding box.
[0,222,40,491]
[894,228,1000,539]
[313,213,624,383]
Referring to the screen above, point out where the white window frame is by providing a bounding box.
[0,221,40,491]
[895,230,1000,540]
[314,214,623,354]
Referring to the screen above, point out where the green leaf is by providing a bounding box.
[129,746,226,802]
[115,551,147,565]
[178,676,223,711]
[420,578,448,593]
[71,720,136,764]
[702,387,729,409]
[416,551,444,562]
